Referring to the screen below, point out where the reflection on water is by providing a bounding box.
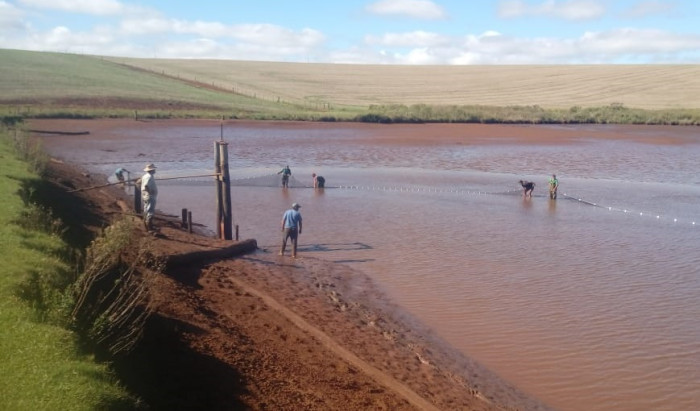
[39,121,700,411]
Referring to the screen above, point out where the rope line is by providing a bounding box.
[320,184,699,228]
[68,173,220,192]
[559,193,697,227]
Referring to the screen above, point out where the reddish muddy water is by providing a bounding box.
[36,119,700,411]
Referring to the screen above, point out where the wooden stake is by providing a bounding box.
[134,184,141,213]
[219,141,233,240]
[214,143,222,239]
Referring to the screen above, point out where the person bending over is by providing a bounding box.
[519,180,535,198]
[312,173,325,188]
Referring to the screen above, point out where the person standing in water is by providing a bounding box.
[140,163,158,231]
[549,174,559,199]
[278,165,292,188]
[280,203,302,258]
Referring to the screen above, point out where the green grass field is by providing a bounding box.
[0,130,137,410]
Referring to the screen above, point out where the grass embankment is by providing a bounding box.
[1,48,700,124]
[0,128,138,410]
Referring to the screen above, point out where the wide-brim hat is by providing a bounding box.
[292,203,301,209]
[144,163,157,172]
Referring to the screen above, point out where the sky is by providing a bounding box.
[1,0,700,64]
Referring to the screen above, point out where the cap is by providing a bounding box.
[144,163,157,172]
[292,203,301,209]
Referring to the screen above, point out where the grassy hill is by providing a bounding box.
[1,48,700,123]
[0,49,323,119]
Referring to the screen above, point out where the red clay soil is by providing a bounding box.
[40,133,551,411]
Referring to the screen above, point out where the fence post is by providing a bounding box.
[218,141,233,240]
[214,143,222,239]
[134,184,141,213]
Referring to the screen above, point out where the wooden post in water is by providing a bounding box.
[187,211,193,234]
[214,144,222,239]
[181,208,188,228]
[217,141,233,240]
[134,184,141,213]
[235,224,239,241]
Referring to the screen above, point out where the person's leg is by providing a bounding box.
[143,198,152,230]
[280,229,289,255]
[143,197,157,230]
[291,229,298,257]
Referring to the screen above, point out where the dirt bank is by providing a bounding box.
[37,121,552,410]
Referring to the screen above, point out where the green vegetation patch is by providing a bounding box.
[0,129,137,410]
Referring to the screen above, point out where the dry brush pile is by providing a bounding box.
[71,218,161,356]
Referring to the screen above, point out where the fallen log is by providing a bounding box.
[164,238,257,269]
[28,129,90,135]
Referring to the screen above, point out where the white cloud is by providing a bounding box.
[18,0,159,19]
[19,0,127,16]
[498,0,606,21]
[230,24,325,48]
[398,48,441,64]
[36,25,115,54]
[118,18,324,48]
[3,1,699,64]
[364,30,450,47]
[579,28,700,55]
[621,1,677,18]
[366,0,446,20]
[120,18,228,36]
[0,1,28,30]
[350,28,700,64]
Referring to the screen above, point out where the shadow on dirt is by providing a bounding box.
[113,313,248,410]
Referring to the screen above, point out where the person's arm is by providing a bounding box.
[298,219,302,234]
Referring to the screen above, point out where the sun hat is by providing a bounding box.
[144,163,157,172]
[292,203,301,209]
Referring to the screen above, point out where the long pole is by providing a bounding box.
[219,141,233,240]
[214,142,222,239]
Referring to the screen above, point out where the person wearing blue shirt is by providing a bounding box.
[280,203,302,258]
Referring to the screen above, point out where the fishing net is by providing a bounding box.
[230,174,309,188]
[155,173,310,188]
